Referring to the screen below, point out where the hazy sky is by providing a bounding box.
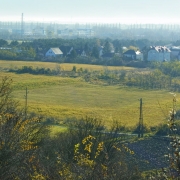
[0,0,180,24]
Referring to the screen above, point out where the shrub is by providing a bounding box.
[0,77,49,179]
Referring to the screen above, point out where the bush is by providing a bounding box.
[0,77,49,179]
[155,124,169,136]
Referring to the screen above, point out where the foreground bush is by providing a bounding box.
[0,77,49,179]
[37,118,142,179]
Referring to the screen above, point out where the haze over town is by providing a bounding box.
[1,0,180,24]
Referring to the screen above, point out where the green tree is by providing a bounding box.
[0,39,8,46]
[70,49,77,59]
[128,45,138,51]
[141,46,149,61]
[113,39,123,54]
[72,65,77,72]
[91,46,99,59]
[103,41,111,54]
[0,77,48,179]
[84,42,90,56]
[10,40,19,47]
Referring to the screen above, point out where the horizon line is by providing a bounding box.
[1,16,180,25]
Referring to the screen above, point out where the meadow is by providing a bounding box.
[0,60,134,71]
[0,60,176,129]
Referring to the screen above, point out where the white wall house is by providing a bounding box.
[45,48,63,58]
[147,46,171,62]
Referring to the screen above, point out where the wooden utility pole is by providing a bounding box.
[138,98,143,138]
[25,87,28,119]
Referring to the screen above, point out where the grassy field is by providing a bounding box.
[0,60,134,71]
[0,60,176,129]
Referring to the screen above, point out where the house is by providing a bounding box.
[170,46,180,60]
[123,50,136,60]
[147,46,171,62]
[123,49,143,60]
[45,48,63,58]
[123,49,143,61]
[135,51,143,61]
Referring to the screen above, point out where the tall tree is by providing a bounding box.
[91,46,99,59]
[70,49,77,59]
[84,42,90,56]
[103,41,111,54]
[0,39,8,47]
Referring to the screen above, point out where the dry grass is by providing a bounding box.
[0,60,134,71]
[0,72,174,128]
[0,61,175,129]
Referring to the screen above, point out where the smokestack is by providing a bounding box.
[21,13,24,38]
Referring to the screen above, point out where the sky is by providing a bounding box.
[0,0,180,24]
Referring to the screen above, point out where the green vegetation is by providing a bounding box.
[0,60,178,129]
[0,37,170,66]
[1,59,180,179]
[0,79,143,179]
[0,77,49,179]
[0,77,172,130]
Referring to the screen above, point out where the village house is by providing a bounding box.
[123,49,143,61]
[147,46,171,62]
[45,47,63,58]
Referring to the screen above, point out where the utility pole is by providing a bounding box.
[25,87,28,119]
[138,98,143,138]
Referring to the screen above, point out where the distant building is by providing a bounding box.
[57,29,73,36]
[12,29,23,35]
[147,46,171,62]
[170,46,180,60]
[123,49,143,60]
[135,51,144,61]
[45,48,63,58]
[123,50,136,60]
[32,27,46,36]
[76,29,94,37]
[57,28,94,37]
